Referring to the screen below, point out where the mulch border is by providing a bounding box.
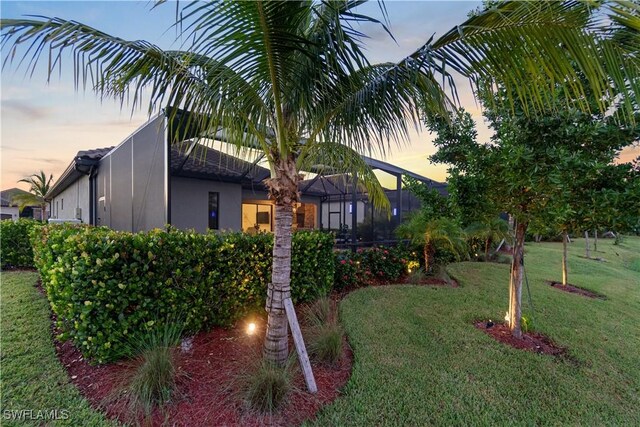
[545,280,607,300]
[36,276,354,427]
[473,320,568,358]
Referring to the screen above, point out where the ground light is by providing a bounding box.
[247,322,257,335]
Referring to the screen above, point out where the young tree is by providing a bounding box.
[3,1,637,361]
[12,171,53,221]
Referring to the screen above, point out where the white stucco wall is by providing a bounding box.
[0,206,20,221]
[50,175,90,223]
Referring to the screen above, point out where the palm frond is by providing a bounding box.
[11,193,41,212]
[297,140,390,212]
[308,61,454,158]
[423,0,638,121]
[425,218,468,260]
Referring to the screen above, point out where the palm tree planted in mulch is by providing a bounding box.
[397,213,468,274]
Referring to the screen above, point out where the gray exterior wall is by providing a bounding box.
[96,114,167,231]
[50,174,90,223]
[171,176,242,233]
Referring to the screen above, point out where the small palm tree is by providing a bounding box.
[465,218,510,260]
[12,171,53,221]
[397,213,467,273]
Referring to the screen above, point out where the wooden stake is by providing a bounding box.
[284,298,317,393]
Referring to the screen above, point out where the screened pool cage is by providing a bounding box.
[169,108,447,250]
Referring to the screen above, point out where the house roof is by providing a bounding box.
[170,143,271,184]
[45,147,114,200]
[1,188,31,207]
[77,147,115,160]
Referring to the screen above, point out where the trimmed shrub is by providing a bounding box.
[334,245,415,290]
[32,225,335,362]
[0,219,42,269]
[334,251,369,290]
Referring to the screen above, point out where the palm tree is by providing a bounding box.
[12,171,53,221]
[465,218,510,261]
[397,213,467,273]
[2,1,637,352]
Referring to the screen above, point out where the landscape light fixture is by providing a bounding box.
[247,322,256,335]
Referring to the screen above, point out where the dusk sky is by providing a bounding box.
[1,1,637,191]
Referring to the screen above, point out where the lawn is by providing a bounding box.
[312,237,640,426]
[0,271,113,427]
[1,237,638,426]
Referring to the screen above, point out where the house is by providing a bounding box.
[0,188,44,220]
[46,109,445,238]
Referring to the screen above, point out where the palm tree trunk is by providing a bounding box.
[484,237,491,260]
[562,230,568,286]
[508,221,527,339]
[263,154,301,367]
[264,203,293,366]
[424,241,435,274]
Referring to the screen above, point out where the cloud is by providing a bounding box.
[19,157,66,166]
[1,100,52,120]
[0,145,30,152]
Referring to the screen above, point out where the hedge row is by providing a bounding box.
[0,219,42,269]
[334,245,416,290]
[32,225,335,362]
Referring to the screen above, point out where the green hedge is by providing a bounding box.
[334,245,416,290]
[0,219,42,269]
[32,225,334,362]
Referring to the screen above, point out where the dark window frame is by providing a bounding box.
[208,192,219,230]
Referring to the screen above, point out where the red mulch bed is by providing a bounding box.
[54,321,352,426]
[546,281,606,300]
[474,321,566,357]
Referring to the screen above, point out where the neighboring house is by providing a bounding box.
[0,188,42,220]
[46,110,444,236]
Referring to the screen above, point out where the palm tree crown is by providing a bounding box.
[12,171,53,220]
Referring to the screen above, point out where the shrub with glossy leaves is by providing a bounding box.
[0,218,42,268]
[32,225,335,362]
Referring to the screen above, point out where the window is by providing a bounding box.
[61,198,64,210]
[242,202,273,232]
[208,192,219,230]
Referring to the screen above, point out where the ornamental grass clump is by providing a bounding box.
[302,297,344,365]
[117,321,184,417]
[239,355,296,413]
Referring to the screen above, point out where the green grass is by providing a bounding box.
[0,271,113,427]
[2,238,639,426]
[311,237,640,426]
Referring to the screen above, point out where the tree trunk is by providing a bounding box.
[424,241,434,273]
[594,229,598,252]
[584,231,591,259]
[263,155,301,367]
[264,203,293,366]
[484,237,491,260]
[562,230,568,286]
[508,221,527,339]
